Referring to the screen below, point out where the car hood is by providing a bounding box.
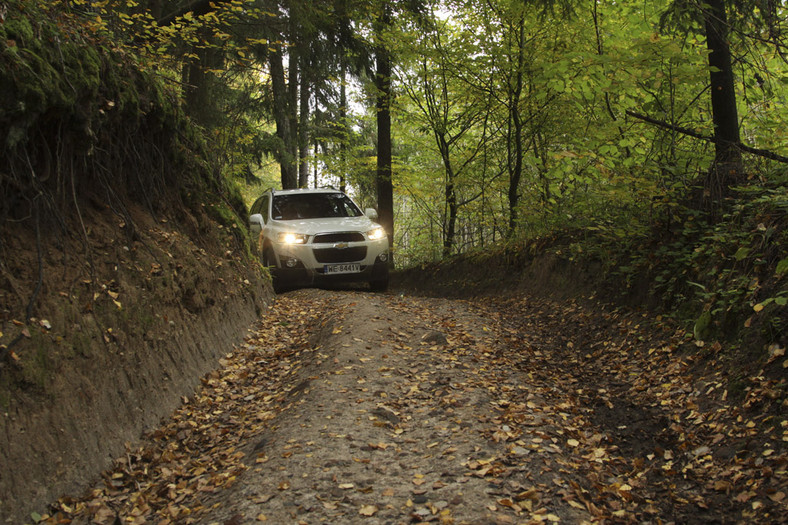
[273,216,380,235]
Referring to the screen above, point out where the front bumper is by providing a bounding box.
[272,239,389,287]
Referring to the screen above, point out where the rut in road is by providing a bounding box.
[44,288,786,524]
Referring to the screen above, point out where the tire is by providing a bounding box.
[369,275,389,293]
[263,248,283,293]
[262,247,276,268]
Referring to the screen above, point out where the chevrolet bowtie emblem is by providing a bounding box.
[334,242,349,249]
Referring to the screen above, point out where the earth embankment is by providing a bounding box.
[0,201,270,523]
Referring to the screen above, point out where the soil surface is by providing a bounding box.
[38,287,786,524]
[0,199,269,523]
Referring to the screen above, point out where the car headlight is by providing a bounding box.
[368,227,386,240]
[277,232,308,244]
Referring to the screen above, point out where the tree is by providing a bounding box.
[268,40,299,188]
[699,0,744,207]
[372,1,396,255]
[658,0,788,208]
[400,19,493,256]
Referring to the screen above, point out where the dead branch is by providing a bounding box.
[625,110,788,164]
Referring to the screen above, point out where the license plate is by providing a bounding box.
[324,263,361,274]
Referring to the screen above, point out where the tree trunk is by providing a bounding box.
[375,8,395,259]
[702,0,743,204]
[183,30,223,130]
[298,74,310,188]
[288,51,301,187]
[443,161,457,257]
[339,61,348,194]
[269,45,297,189]
[507,16,525,236]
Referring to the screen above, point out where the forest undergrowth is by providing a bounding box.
[398,173,788,413]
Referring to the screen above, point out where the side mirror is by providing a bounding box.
[365,208,379,221]
[249,213,264,230]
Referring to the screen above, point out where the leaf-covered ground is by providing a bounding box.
[41,288,786,524]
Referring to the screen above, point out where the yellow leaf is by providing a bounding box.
[359,505,378,516]
[567,439,579,447]
[754,303,765,312]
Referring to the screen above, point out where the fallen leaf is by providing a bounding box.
[359,505,378,516]
[714,480,732,492]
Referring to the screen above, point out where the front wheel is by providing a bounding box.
[262,248,283,293]
[369,275,389,293]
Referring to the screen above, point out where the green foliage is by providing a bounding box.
[579,178,788,347]
[2,0,786,354]
[1,2,95,148]
[1,1,213,217]
[0,0,270,285]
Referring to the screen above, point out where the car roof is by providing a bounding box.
[272,188,342,195]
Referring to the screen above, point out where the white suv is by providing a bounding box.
[249,188,390,292]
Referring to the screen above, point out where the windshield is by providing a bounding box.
[272,193,363,220]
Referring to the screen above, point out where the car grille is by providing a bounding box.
[313,246,367,263]
[313,232,365,243]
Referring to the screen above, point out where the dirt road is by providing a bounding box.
[43,289,786,524]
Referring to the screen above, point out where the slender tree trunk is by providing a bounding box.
[269,45,297,188]
[442,158,457,257]
[339,61,348,194]
[702,0,743,205]
[313,141,319,188]
[288,52,300,186]
[507,16,525,236]
[298,75,310,188]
